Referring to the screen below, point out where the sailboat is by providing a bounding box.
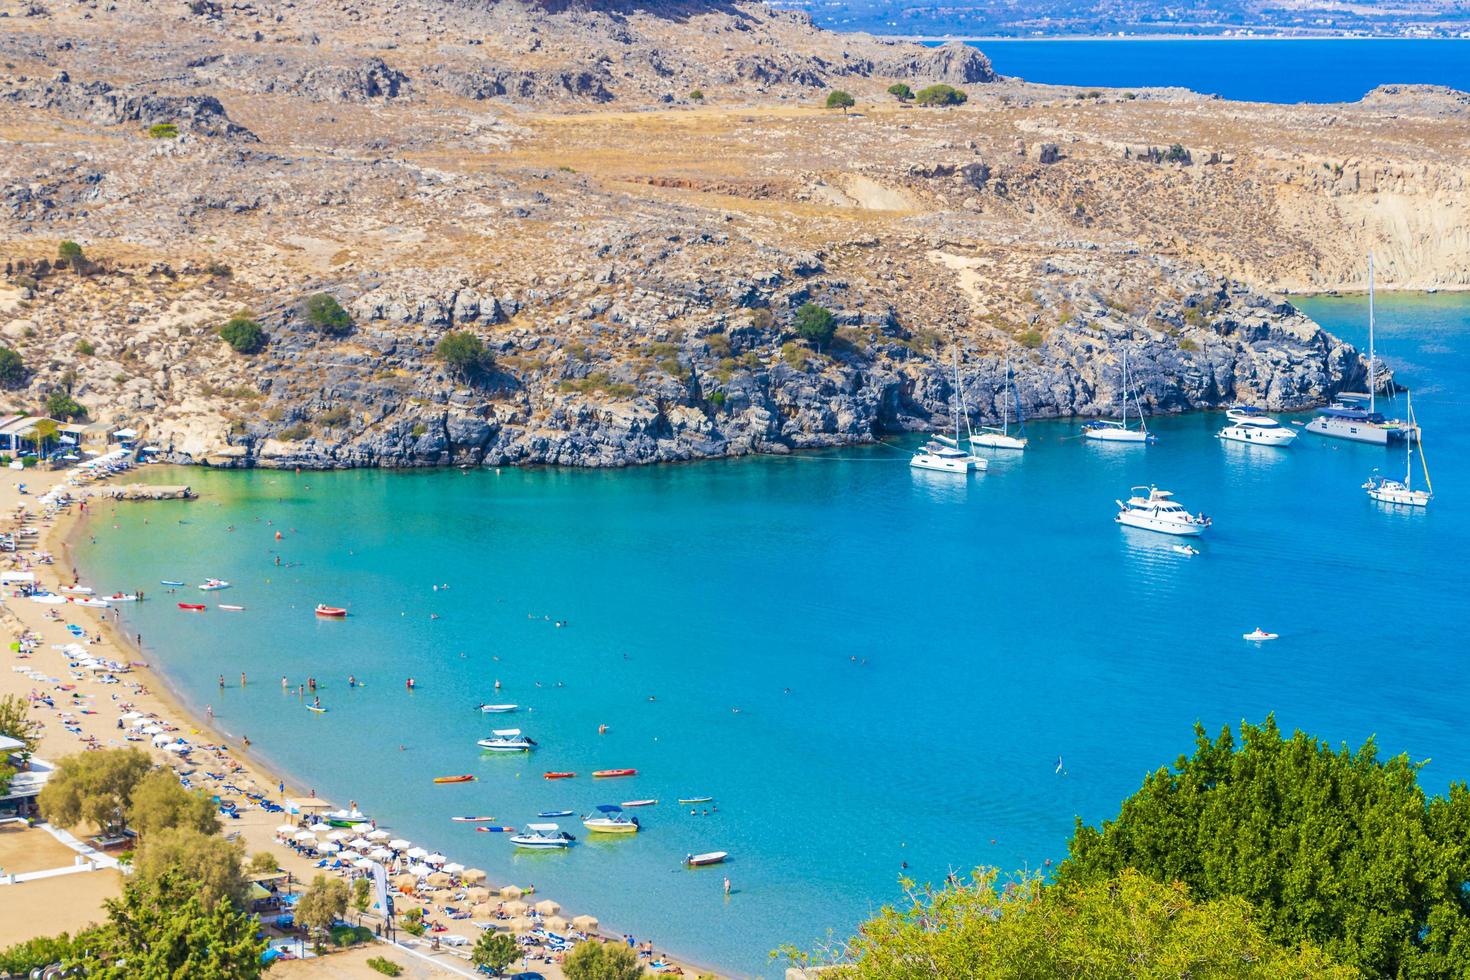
[971,356,1028,451]
[1364,392,1432,506]
[913,349,988,474]
[1083,349,1156,444]
[1306,254,1411,445]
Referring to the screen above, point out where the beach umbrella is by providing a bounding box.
[507,916,536,934]
[408,863,433,878]
[471,902,499,920]
[162,742,189,753]
[353,857,376,870]
[369,847,393,860]
[340,850,362,861]
[366,829,389,840]
[572,914,599,932]
[425,852,447,865]
[276,824,297,836]
[318,841,341,854]
[534,899,560,916]
[426,871,453,888]
[503,900,529,916]
[309,822,332,834]
[293,831,317,842]
[406,846,428,860]
[325,830,349,842]
[464,887,491,903]
[151,733,171,745]
[391,873,417,891]
[442,862,465,874]
[388,838,411,850]
[348,837,372,850]
[544,915,569,933]
[498,885,523,900]
[461,869,487,884]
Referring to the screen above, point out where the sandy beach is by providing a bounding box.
[0,464,712,979]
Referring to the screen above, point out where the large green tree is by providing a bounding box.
[38,747,152,836]
[435,330,492,380]
[793,302,837,351]
[297,874,349,948]
[1,695,42,796]
[303,293,352,337]
[563,940,644,980]
[90,869,266,979]
[797,868,1350,979]
[1060,716,1470,978]
[471,931,519,975]
[133,827,248,910]
[126,768,221,839]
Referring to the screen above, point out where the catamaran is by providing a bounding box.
[1217,405,1296,446]
[1084,349,1155,444]
[477,728,536,752]
[970,355,1028,451]
[913,348,987,474]
[1306,254,1410,444]
[1364,392,1432,507]
[1115,486,1212,536]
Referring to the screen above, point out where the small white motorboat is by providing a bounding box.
[1243,628,1278,641]
[911,441,983,474]
[620,799,658,808]
[71,597,110,607]
[510,823,576,849]
[1218,405,1297,446]
[478,704,519,713]
[198,578,231,591]
[685,851,728,867]
[477,728,535,752]
[1115,486,1211,537]
[1171,544,1200,556]
[582,805,639,834]
[29,593,67,605]
[60,586,95,595]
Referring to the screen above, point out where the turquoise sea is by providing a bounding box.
[77,293,1470,976]
[968,39,1470,103]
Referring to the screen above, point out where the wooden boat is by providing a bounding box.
[685,851,728,867]
[314,605,347,618]
[543,772,576,780]
[620,799,658,808]
[451,815,499,822]
[592,769,637,779]
[678,797,713,805]
[177,603,206,611]
[218,604,245,611]
[433,775,477,784]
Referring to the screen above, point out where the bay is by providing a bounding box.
[76,292,1470,976]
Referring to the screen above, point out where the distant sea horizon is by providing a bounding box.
[912,37,1470,103]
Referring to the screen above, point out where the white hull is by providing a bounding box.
[1116,513,1205,537]
[477,742,530,752]
[1085,426,1151,444]
[910,453,983,474]
[970,432,1027,451]
[1367,484,1430,507]
[1305,417,1393,444]
[511,837,572,849]
[1218,424,1296,446]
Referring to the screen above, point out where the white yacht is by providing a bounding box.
[912,349,987,474]
[1306,255,1410,445]
[1115,486,1212,537]
[476,728,536,752]
[1217,405,1296,446]
[1084,350,1155,444]
[971,356,1028,451]
[1365,393,1432,507]
[510,823,575,850]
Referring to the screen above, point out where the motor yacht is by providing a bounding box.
[1115,486,1211,536]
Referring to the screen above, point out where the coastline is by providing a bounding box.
[5,467,722,978]
[897,33,1470,42]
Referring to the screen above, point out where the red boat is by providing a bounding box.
[315,605,347,618]
[592,769,638,779]
[543,772,577,780]
[178,603,206,611]
[433,775,476,784]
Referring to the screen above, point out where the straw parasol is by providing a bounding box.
[572,914,599,932]
[503,900,529,916]
[533,899,560,916]
[425,871,453,888]
[499,885,523,900]
[461,868,487,884]
[507,916,536,933]
[464,887,491,903]
[471,902,499,920]
[544,915,569,932]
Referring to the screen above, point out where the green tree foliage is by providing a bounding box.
[352,875,372,916]
[435,330,492,379]
[800,868,1350,979]
[133,827,248,910]
[0,346,24,388]
[297,874,349,947]
[886,83,913,102]
[793,302,837,351]
[148,123,179,139]
[249,850,280,874]
[1165,143,1190,163]
[38,747,152,835]
[915,84,967,107]
[219,313,267,354]
[471,930,520,974]
[44,390,86,421]
[91,868,265,979]
[0,929,102,975]
[0,693,41,754]
[57,240,86,272]
[126,768,221,839]
[688,89,704,101]
[825,90,856,114]
[563,939,645,980]
[1060,716,1470,979]
[303,293,352,337]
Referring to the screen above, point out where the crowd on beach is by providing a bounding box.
[0,466,701,977]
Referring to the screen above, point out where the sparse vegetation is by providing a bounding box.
[1020,329,1044,349]
[302,293,352,337]
[219,313,266,354]
[689,89,704,101]
[148,123,179,139]
[318,405,352,428]
[825,90,855,114]
[205,262,233,277]
[45,390,85,421]
[887,83,914,102]
[1166,143,1190,163]
[559,373,637,398]
[0,347,25,388]
[793,302,837,351]
[74,339,96,356]
[367,956,403,977]
[435,330,493,380]
[277,423,312,441]
[915,84,967,107]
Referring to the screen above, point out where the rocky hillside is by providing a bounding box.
[0,0,1461,468]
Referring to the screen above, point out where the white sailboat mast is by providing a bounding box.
[1368,252,1376,415]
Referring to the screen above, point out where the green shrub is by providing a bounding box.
[1179,338,1199,352]
[410,422,427,439]
[689,89,704,101]
[329,924,372,947]
[0,347,25,388]
[1165,143,1190,163]
[367,956,403,977]
[1020,330,1044,349]
[276,423,312,441]
[887,83,914,102]
[318,406,352,427]
[708,391,727,408]
[558,373,636,398]
[793,302,837,350]
[219,315,266,354]
[704,333,731,357]
[148,123,179,139]
[302,293,352,337]
[45,391,85,420]
[915,84,967,107]
[74,339,95,356]
[205,262,233,278]
[781,342,811,372]
[435,331,492,379]
[825,90,855,113]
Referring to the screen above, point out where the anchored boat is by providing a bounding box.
[511,823,576,849]
[685,851,728,867]
[314,604,348,618]
[913,348,987,474]
[478,703,518,713]
[582,805,639,834]
[477,728,535,752]
[198,578,231,591]
[1218,405,1296,446]
[1365,392,1432,507]
[1084,349,1156,444]
[1115,486,1211,537]
[1307,255,1410,444]
[971,355,1028,451]
[592,768,637,779]
[433,775,477,784]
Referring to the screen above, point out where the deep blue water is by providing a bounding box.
[969,39,1470,103]
[77,293,1470,977]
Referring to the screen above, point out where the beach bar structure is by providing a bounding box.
[0,415,62,455]
[0,734,54,820]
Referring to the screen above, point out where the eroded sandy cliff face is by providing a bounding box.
[0,0,1461,466]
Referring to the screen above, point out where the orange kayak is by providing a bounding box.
[433,775,476,784]
[593,769,638,779]
[544,772,577,780]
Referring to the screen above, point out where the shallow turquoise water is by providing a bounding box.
[77,293,1469,976]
